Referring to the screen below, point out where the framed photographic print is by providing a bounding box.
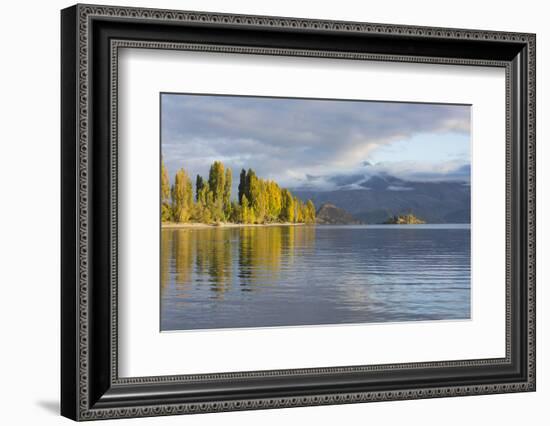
[61,4,536,421]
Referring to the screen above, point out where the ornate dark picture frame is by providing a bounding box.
[61,4,536,421]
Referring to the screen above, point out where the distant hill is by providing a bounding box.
[316,203,362,225]
[294,174,470,224]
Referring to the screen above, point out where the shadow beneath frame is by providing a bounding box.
[36,400,59,416]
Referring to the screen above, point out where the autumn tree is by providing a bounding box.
[195,175,205,202]
[294,196,305,223]
[223,168,232,220]
[161,159,172,222]
[240,195,253,224]
[266,181,282,221]
[305,200,316,224]
[250,174,267,223]
[280,189,295,223]
[208,161,226,222]
[193,184,212,223]
[163,160,315,225]
[229,201,241,223]
[171,168,193,222]
[208,161,225,201]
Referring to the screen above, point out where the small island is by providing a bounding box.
[162,160,316,227]
[384,213,426,224]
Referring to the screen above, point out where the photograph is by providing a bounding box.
[57,3,536,421]
[160,93,472,331]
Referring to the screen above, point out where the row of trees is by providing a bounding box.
[161,160,316,224]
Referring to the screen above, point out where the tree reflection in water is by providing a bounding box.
[161,226,316,300]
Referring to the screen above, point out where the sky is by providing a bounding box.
[161,93,471,194]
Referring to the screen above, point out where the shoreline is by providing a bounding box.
[161,222,471,229]
[161,222,310,229]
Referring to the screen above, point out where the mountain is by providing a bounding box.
[295,175,470,224]
[316,203,362,225]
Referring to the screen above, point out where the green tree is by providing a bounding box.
[229,201,241,223]
[195,175,205,202]
[208,161,225,202]
[193,185,212,223]
[245,169,255,205]
[238,169,247,205]
[171,168,193,222]
[161,159,172,222]
[208,161,226,222]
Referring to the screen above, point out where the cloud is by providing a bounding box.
[289,161,470,191]
[366,161,471,183]
[387,185,414,191]
[161,94,471,189]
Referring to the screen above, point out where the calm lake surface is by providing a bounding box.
[160,225,470,331]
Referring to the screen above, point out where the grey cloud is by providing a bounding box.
[161,94,470,188]
[290,161,471,191]
[387,186,414,191]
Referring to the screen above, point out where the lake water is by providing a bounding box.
[160,224,470,331]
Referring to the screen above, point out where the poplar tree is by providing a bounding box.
[245,169,255,204]
[208,161,226,222]
[238,169,247,205]
[195,175,204,202]
[305,200,316,223]
[294,196,304,223]
[229,201,241,223]
[223,168,232,220]
[280,189,295,223]
[171,168,193,222]
[240,195,251,224]
[163,160,315,225]
[250,175,267,223]
[193,185,212,223]
[161,160,172,222]
[208,161,225,201]
[267,181,282,221]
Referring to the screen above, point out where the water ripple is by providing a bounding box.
[161,225,471,331]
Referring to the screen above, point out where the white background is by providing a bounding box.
[119,50,505,377]
[0,0,547,425]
